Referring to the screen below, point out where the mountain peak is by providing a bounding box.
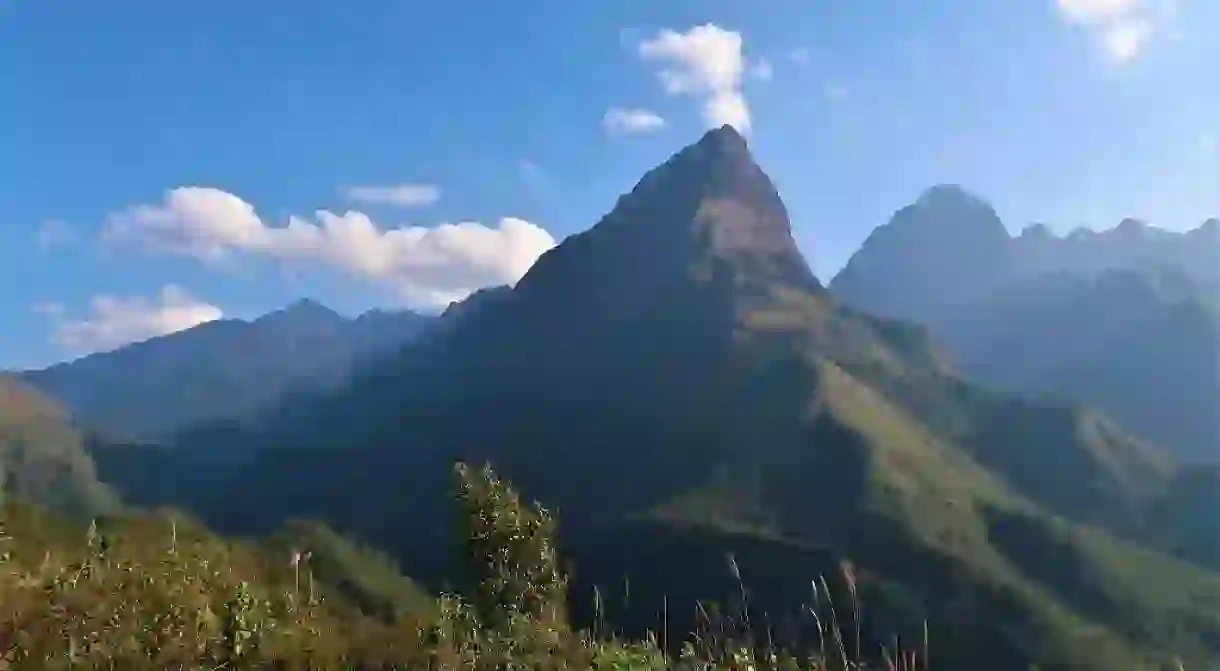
[513,129,815,302]
[1112,217,1149,235]
[694,123,750,154]
[915,184,994,212]
[255,299,344,329]
[1019,222,1055,240]
[829,184,1012,324]
[281,298,339,317]
[631,127,813,287]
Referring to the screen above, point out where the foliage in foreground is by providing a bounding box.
[0,462,928,670]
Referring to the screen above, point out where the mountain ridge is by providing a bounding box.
[84,129,1220,669]
[21,301,434,441]
[830,186,1219,462]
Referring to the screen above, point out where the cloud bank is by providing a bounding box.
[102,187,557,306]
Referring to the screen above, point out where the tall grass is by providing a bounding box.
[0,463,925,669]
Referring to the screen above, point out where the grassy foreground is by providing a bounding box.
[0,461,942,669]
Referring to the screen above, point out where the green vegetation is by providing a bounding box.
[0,376,120,519]
[0,463,922,670]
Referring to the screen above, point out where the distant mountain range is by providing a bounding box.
[19,300,433,441]
[831,187,1219,462]
[74,127,1220,669]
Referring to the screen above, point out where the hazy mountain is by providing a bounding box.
[93,128,1220,669]
[832,194,1218,327]
[940,267,1220,461]
[0,375,121,518]
[21,300,433,441]
[831,188,1219,461]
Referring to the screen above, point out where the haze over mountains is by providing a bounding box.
[831,187,1220,462]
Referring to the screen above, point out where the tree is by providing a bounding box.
[453,461,570,632]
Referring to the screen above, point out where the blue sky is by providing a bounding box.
[1,0,1216,368]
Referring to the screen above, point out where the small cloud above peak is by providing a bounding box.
[602,107,667,135]
[638,23,753,134]
[343,183,441,207]
[1055,0,1174,64]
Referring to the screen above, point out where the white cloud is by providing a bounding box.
[50,285,223,354]
[639,23,752,134]
[37,220,77,248]
[343,183,441,207]
[602,107,667,135]
[102,187,557,307]
[787,48,810,66]
[1055,0,1171,64]
[1101,17,1153,62]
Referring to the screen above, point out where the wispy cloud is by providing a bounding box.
[1055,0,1175,64]
[787,48,810,66]
[343,183,441,207]
[639,23,753,134]
[102,186,557,307]
[602,107,667,135]
[47,285,223,355]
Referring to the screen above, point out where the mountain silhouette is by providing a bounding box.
[830,188,1220,461]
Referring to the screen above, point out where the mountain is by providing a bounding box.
[832,193,1218,327]
[830,188,1220,461]
[828,185,1020,328]
[94,128,1220,669]
[940,267,1220,462]
[0,375,121,518]
[21,300,433,441]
